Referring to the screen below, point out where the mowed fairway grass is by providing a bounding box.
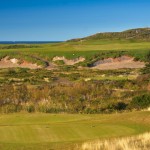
[0,40,150,60]
[0,111,149,150]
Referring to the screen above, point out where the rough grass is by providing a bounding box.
[0,111,149,150]
[80,132,150,150]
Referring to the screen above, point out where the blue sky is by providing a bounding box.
[0,0,150,41]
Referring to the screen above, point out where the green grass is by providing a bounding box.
[0,40,149,73]
[0,40,150,61]
[0,38,150,150]
[0,111,149,149]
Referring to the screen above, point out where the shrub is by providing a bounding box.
[142,51,150,74]
[142,64,150,74]
[54,60,65,65]
[0,104,20,113]
[26,104,35,113]
[114,102,128,111]
[130,94,150,110]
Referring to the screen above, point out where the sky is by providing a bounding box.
[0,0,150,41]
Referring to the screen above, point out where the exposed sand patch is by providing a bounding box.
[20,61,41,69]
[52,56,85,65]
[10,58,18,64]
[91,56,145,70]
[46,62,57,70]
[0,57,41,69]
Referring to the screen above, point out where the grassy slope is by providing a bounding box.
[0,30,150,150]
[0,111,149,150]
[0,40,150,60]
[1,28,150,61]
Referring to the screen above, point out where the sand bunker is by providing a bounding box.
[52,56,85,65]
[0,56,145,70]
[91,56,145,70]
[46,62,57,70]
[0,57,41,69]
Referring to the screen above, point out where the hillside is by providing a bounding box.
[68,28,150,42]
[0,28,150,150]
[0,28,149,115]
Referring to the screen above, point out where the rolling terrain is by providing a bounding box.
[0,28,150,150]
[0,28,149,71]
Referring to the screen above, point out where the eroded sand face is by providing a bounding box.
[0,56,145,70]
[52,56,85,65]
[0,57,41,69]
[92,56,145,70]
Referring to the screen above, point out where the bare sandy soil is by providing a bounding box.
[0,56,145,70]
[92,56,145,70]
[0,57,41,69]
[46,62,57,70]
[52,56,85,65]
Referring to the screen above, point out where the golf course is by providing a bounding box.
[1,0,150,149]
[0,28,150,149]
[0,111,149,150]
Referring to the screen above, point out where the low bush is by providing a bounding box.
[130,94,150,110]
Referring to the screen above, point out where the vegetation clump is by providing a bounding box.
[130,94,150,110]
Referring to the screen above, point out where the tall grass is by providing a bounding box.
[80,132,150,150]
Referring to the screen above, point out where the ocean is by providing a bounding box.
[0,41,63,44]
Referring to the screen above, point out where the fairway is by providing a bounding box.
[0,111,149,150]
[1,0,150,149]
[0,41,150,69]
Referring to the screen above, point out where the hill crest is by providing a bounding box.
[68,27,150,42]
